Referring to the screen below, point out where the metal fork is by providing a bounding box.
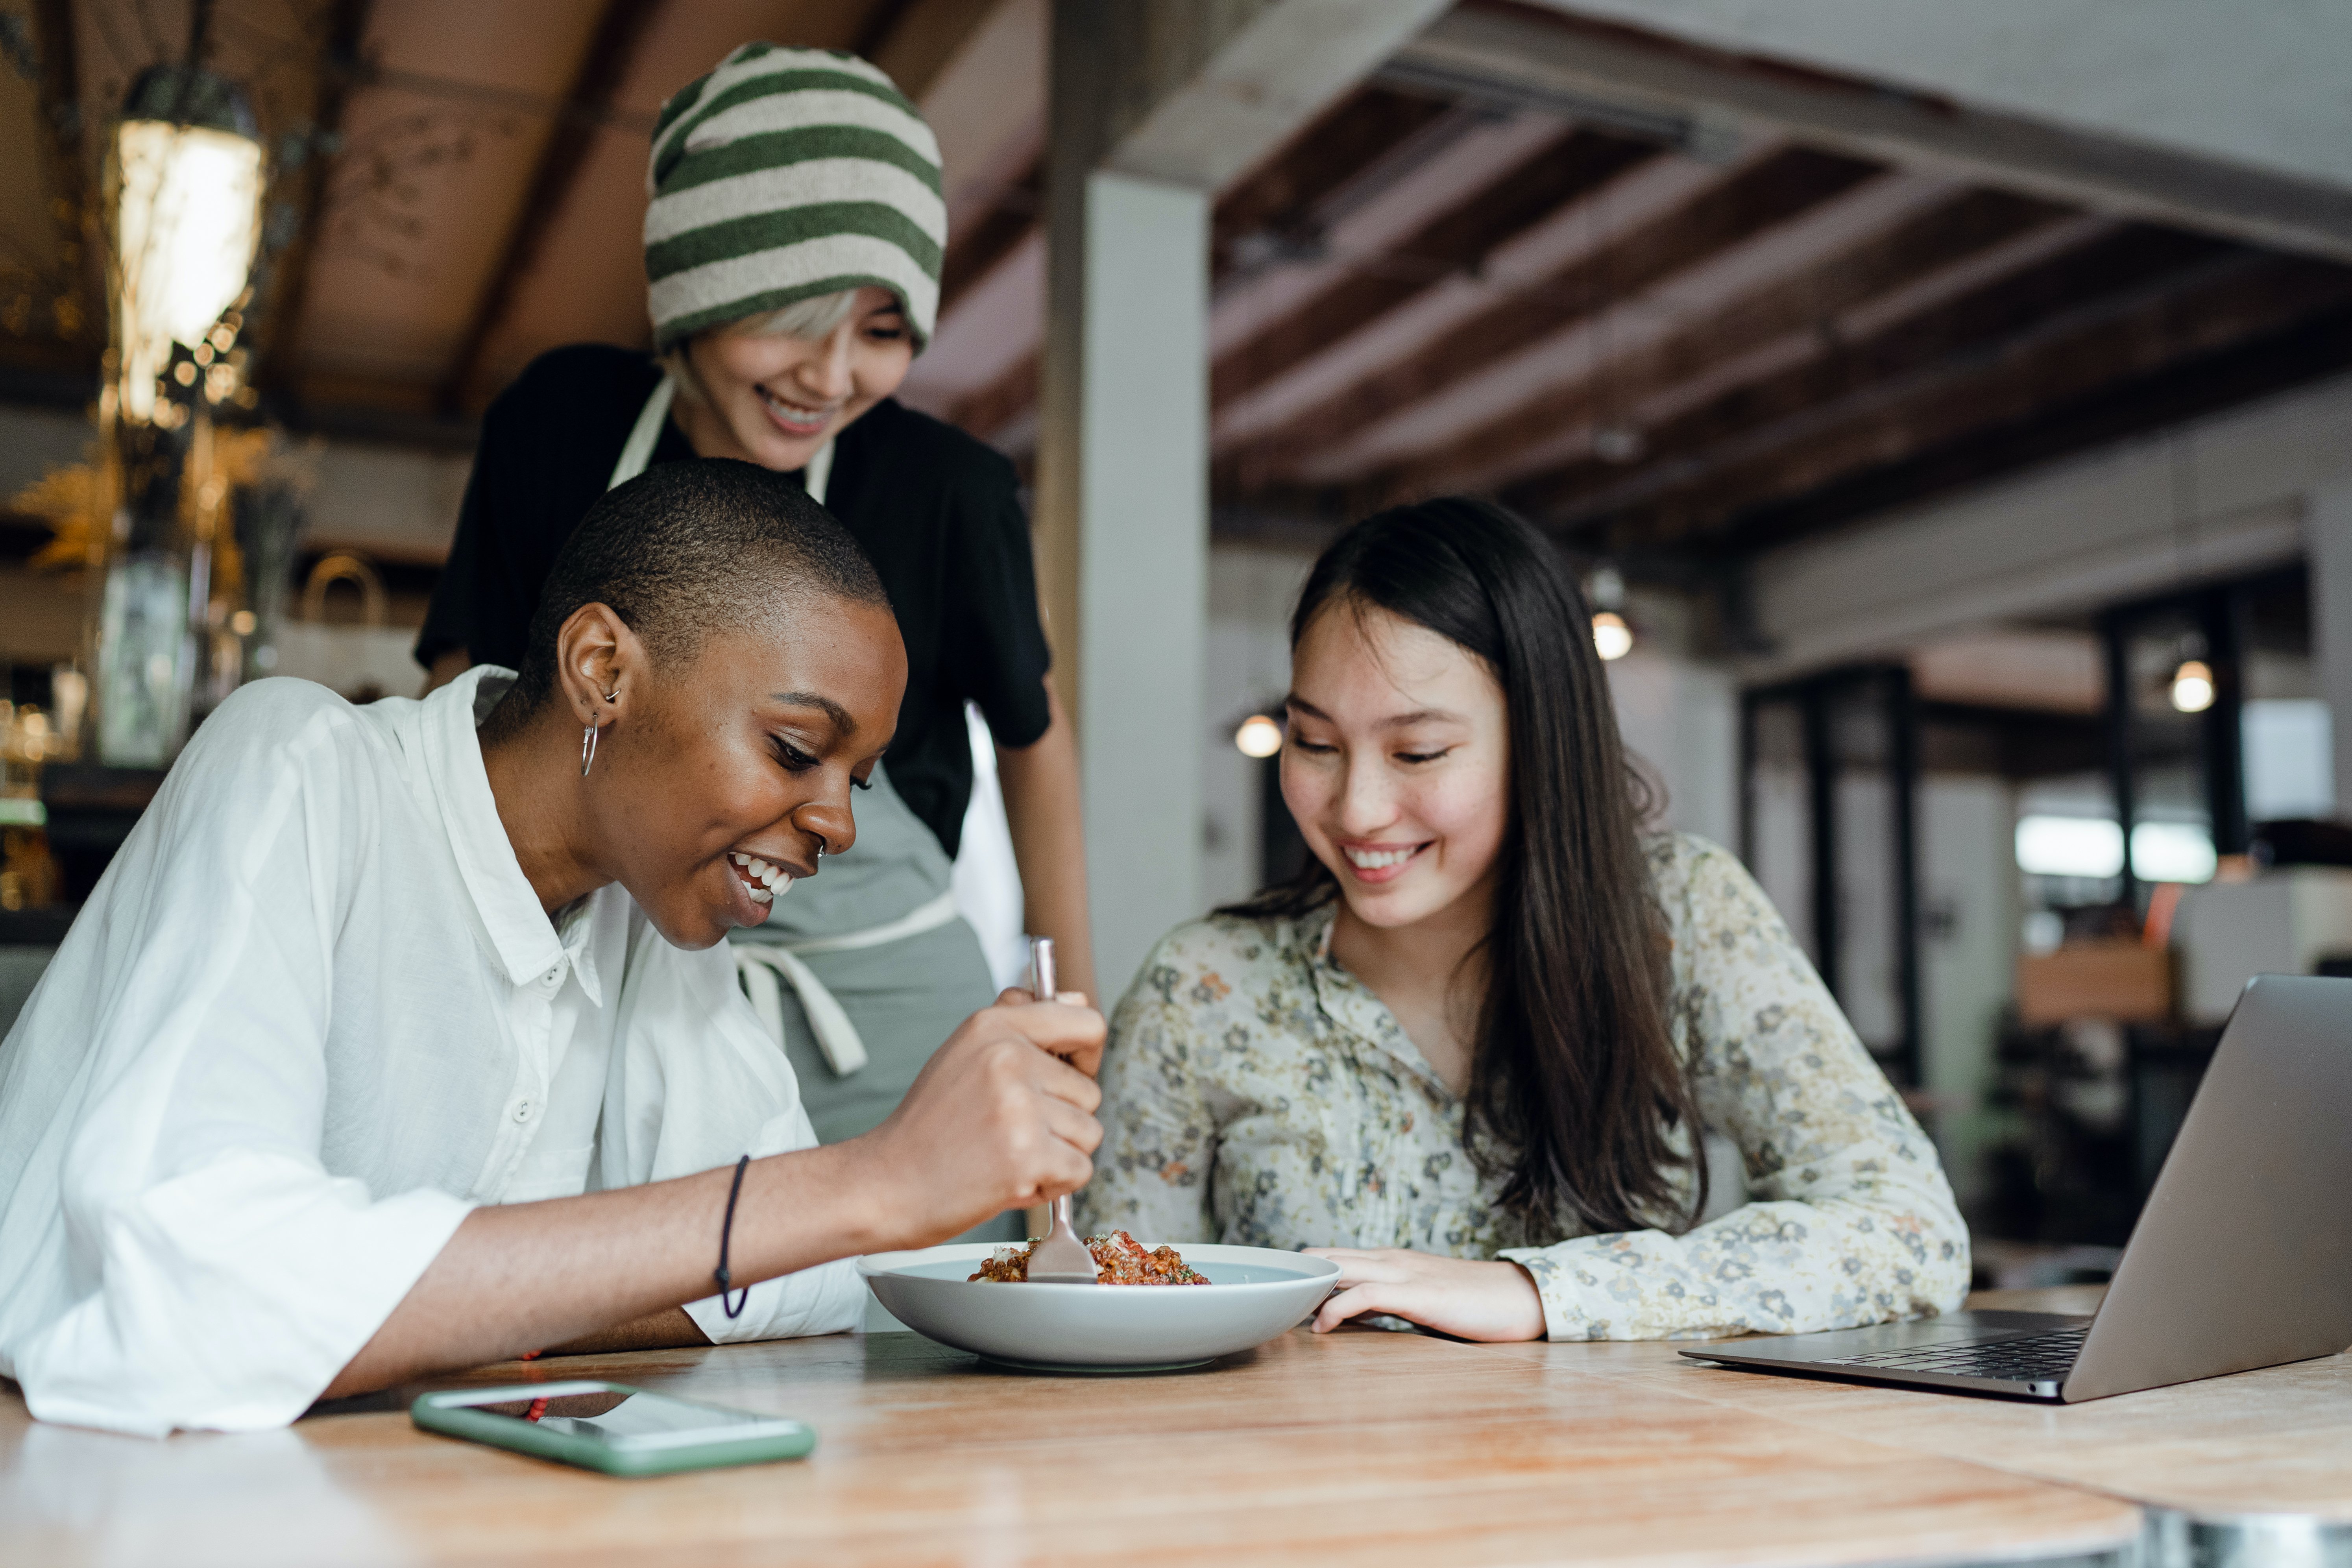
[1021,936,1099,1284]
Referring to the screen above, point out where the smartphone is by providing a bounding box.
[410,1381,815,1477]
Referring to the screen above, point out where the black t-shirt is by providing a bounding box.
[416,344,1052,857]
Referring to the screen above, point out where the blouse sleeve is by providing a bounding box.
[1076,930,1221,1244]
[1498,836,1970,1340]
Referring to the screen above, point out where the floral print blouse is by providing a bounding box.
[1079,833,1969,1341]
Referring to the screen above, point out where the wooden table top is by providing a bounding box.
[1575,1286,2352,1524]
[0,1308,2151,1568]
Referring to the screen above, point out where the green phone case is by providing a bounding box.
[411,1381,816,1478]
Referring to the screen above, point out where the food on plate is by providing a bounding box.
[970,1229,1210,1285]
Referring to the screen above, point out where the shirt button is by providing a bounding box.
[512,1100,535,1123]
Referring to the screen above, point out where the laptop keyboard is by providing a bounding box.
[1826,1326,2088,1383]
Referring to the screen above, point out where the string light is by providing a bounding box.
[1586,565,1633,660]
[2169,658,2215,714]
[1234,713,1283,758]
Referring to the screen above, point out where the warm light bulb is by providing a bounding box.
[1591,611,1633,661]
[1235,714,1284,758]
[115,118,264,423]
[2169,659,2214,714]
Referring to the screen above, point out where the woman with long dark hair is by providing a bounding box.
[1080,498,1965,1341]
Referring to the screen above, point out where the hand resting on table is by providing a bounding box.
[1305,1248,1545,1341]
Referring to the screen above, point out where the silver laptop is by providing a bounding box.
[1682,974,2352,1402]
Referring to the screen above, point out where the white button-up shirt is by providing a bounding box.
[0,668,862,1437]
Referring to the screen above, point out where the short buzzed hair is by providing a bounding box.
[498,457,889,718]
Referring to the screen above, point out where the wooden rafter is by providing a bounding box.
[1209,85,1454,284]
[26,0,97,363]
[249,0,373,397]
[1507,223,2229,523]
[940,87,1457,445]
[435,0,666,416]
[1728,297,2352,555]
[1218,146,1882,489]
[939,152,1041,314]
[1210,125,1659,408]
[1364,186,2071,501]
[1542,251,2352,547]
[950,350,1038,441]
[1408,0,2352,267]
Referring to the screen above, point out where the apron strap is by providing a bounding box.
[770,889,958,957]
[608,374,836,502]
[608,376,677,490]
[728,892,961,1077]
[735,944,871,1077]
[805,437,834,506]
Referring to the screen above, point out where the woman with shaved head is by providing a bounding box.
[0,460,1104,1437]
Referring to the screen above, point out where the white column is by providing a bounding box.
[1075,170,1210,999]
[2312,482,2352,818]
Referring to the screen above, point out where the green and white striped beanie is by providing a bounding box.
[645,44,944,352]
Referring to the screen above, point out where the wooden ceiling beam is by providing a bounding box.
[1210,125,1659,408]
[1507,223,2232,522]
[26,0,98,360]
[1218,144,1881,488]
[937,88,1462,443]
[1406,0,2352,267]
[861,0,1004,103]
[1724,297,2352,558]
[1209,85,1455,284]
[939,151,1041,314]
[435,0,665,416]
[949,349,1038,442]
[1364,185,2071,502]
[249,0,373,399]
[1554,252,2352,549]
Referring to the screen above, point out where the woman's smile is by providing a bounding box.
[728,850,796,905]
[1338,839,1430,884]
[756,382,838,438]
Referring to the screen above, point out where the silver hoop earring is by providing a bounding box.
[581,722,600,777]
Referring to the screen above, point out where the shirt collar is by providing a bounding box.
[554,894,607,1009]
[420,666,571,992]
[1294,901,1455,1102]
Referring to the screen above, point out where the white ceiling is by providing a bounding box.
[1530,0,2352,193]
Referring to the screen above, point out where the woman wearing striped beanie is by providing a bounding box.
[417,46,1094,1213]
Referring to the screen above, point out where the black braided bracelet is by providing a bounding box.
[715,1154,752,1319]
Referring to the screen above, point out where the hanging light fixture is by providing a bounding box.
[1234,713,1284,758]
[111,62,264,424]
[2169,658,2215,714]
[86,9,270,768]
[1586,564,1633,661]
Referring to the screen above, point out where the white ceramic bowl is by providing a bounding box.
[857,1242,1341,1371]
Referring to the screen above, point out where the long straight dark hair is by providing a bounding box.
[1230,497,1704,1236]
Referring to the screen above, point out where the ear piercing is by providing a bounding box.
[580,687,620,778]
